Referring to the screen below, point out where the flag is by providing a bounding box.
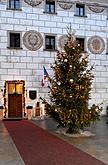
[41,66,49,87]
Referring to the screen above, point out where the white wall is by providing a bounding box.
[0,1,108,114]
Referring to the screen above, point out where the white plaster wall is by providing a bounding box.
[0,1,108,114]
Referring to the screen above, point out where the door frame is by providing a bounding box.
[3,80,25,119]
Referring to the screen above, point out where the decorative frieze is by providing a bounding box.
[88,36,105,54]
[23,30,43,51]
[87,3,105,13]
[58,2,73,10]
[24,0,43,7]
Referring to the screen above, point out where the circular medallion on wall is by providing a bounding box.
[23,31,43,51]
[88,36,105,54]
[58,35,68,50]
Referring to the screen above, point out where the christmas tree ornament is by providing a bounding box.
[85,57,88,61]
[64,59,68,62]
[70,79,73,83]
[58,82,61,85]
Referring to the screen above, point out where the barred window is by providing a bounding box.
[45,35,55,50]
[9,33,20,48]
[76,4,85,16]
[9,0,20,9]
[76,38,85,51]
[45,0,55,13]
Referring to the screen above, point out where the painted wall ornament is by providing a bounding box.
[24,0,43,7]
[87,3,105,13]
[58,2,73,10]
[23,31,43,51]
[58,35,68,49]
[88,36,105,54]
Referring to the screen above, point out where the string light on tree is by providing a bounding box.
[69,94,72,98]
[70,79,73,83]
[43,25,102,134]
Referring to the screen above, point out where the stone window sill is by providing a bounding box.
[74,14,87,18]
[43,11,57,15]
[7,47,23,50]
[6,8,22,11]
[43,49,58,52]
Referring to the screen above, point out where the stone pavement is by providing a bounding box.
[0,121,25,165]
[32,115,108,165]
[0,116,108,165]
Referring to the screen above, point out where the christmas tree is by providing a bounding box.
[44,26,102,134]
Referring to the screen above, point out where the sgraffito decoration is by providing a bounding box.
[23,30,43,51]
[58,35,68,49]
[87,3,105,13]
[88,36,105,54]
[24,0,43,7]
[58,2,73,10]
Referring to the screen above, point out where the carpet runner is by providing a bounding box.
[3,120,106,165]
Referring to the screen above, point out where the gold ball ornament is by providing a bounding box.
[85,58,88,62]
[58,82,61,85]
[64,59,68,62]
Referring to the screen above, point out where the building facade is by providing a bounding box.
[0,0,108,119]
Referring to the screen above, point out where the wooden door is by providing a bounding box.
[8,94,22,118]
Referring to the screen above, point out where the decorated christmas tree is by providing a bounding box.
[44,27,102,134]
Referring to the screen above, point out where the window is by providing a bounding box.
[45,35,56,50]
[9,0,20,9]
[8,83,23,94]
[76,38,85,51]
[45,0,55,13]
[76,4,85,16]
[9,32,21,48]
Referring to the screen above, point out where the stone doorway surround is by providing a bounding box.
[3,80,26,119]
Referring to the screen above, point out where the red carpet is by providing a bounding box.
[3,120,105,165]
